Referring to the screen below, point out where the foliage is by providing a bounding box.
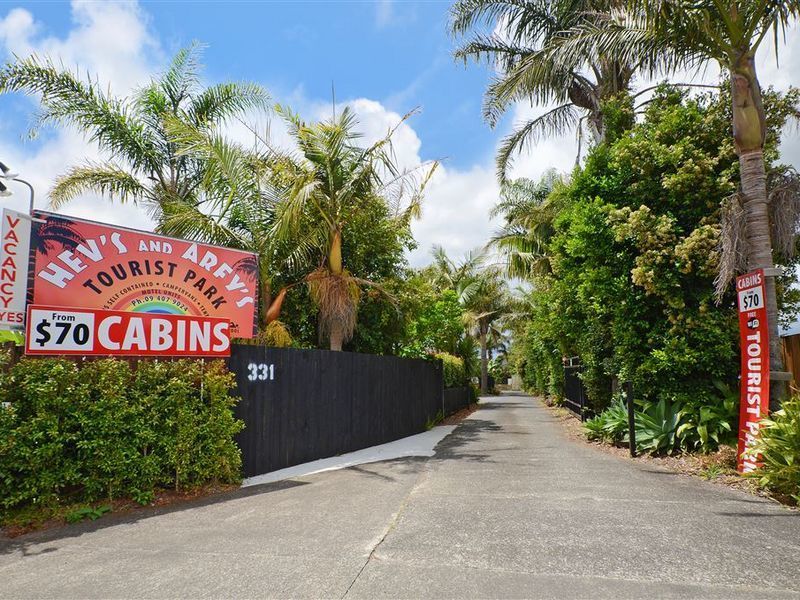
[422,246,510,392]
[0,44,268,217]
[449,0,636,178]
[254,321,293,348]
[584,396,629,443]
[675,382,738,452]
[425,409,445,431]
[436,352,468,389]
[400,289,465,358]
[542,0,800,379]
[489,171,561,278]
[634,398,682,454]
[65,504,111,524]
[514,86,799,415]
[0,357,242,518]
[264,105,436,350]
[488,356,511,383]
[583,389,737,455]
[751,396,800,504]
[0,331,23,345]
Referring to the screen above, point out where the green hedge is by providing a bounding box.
[0,353,243,516]
[436,352,468,388]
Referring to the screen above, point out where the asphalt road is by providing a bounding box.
[2,393,800,599]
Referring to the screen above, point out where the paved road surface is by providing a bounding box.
[2,393,800,599]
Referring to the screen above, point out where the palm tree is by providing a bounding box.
[427,245,486,295]
[543,0,800,402]
[449,0,634,180]
[462,267,511,393]
[154,125,283,336]
[488,169,561,279]
[426,246,510,393]
[0,43,269,219]
[265,105,438,351]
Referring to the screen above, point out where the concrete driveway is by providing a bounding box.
[2,393,800,599]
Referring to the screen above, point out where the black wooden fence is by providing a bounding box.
[443,386,472,416]
[228,345,445,478]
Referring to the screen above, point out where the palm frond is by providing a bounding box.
[160,41,205,108]
[496,103,579,181]
[49,161,148,208]
[0,55,160,174]
[189,81,270,127]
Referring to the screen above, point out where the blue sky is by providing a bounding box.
[1,1,799,266]
[2,0,559,267]
[16,0,497,170]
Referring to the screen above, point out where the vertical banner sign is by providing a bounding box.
[0,209,32,331]
[30,211,258,338]
[736,269,770,473]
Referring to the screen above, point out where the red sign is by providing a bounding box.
[0,209,31,330]
[30,211,258,338]
[736,269,770,473]
[25,305,231,357]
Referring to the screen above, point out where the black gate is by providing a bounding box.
[563,356,589,421]
[228,345,444,478]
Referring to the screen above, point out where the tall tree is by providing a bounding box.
[153,117,288,339]
[426,247,510,393]
[462,266,511,394]
[449,0,634,179]
[543,0,800,403]
[266,105,437,351]
[0,43,269,219]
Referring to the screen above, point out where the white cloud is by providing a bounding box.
[410,163,501,266]
[0,1,160,92]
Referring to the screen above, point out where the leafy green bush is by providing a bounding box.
[436,352,467,388]
[675,383,738,452]
[488,357,511,383]
[751,396,800,504]
[0,357,243,518]
[582,388,737,455]
[516,87,800,416]
[583,396,629,443]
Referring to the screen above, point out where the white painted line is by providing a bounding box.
[242,425,457,488]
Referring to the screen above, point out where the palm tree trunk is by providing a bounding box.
[731,58,785,408]
[480,324,488,394]
[739,150,783,408]
[258,278,272,331]
[329,321,344,352]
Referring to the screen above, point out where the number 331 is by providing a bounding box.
[247,363,275,381]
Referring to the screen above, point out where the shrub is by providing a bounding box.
[436,352,467,388]
[582,387,737,455]
[0,357,243,518]
[751,396,800,504]
[635,399,682,455]
[583,396,628,443]
[489,357,511,383]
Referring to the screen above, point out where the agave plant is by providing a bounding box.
[634,398,682,454]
